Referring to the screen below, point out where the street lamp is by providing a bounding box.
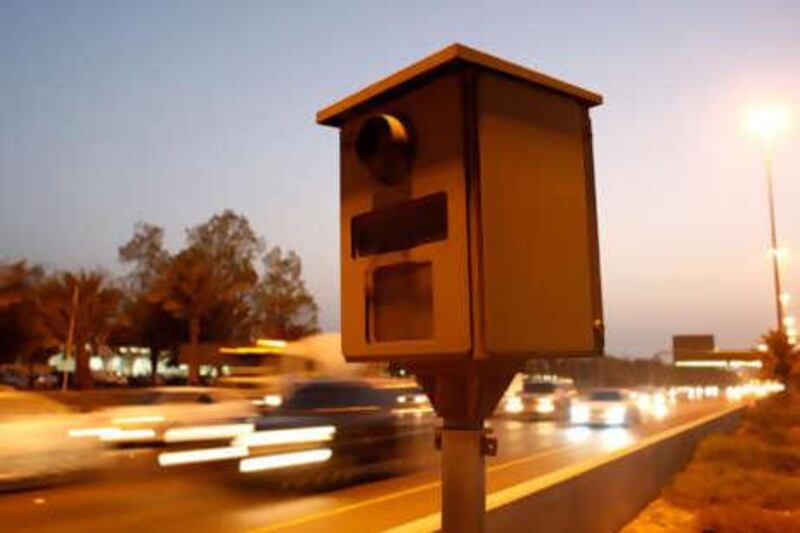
[743,103,792,334]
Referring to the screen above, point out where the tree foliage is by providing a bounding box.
[761,329,797,389]
[36,270,123,389]
[0,261,47,366]
[117,222,184,383]
[253,246,319,340]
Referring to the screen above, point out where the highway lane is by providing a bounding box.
[0,398,741,533]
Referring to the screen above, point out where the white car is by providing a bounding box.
[0,390,103,491]
[569,389,641,427]
[84,387,257,445]
[499,380,576,420]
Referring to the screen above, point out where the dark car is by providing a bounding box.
[236,379,412,489]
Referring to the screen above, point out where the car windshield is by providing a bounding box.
[523,382,556,394]
[589,391,624,402]
[285,382,391,410]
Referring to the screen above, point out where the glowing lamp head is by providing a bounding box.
[743,103,792,147]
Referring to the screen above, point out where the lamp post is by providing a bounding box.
[744,103,792,335]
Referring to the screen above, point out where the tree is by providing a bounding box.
[184,210,263,343]
[761,329,796,390]
[118,222,182,384]
[37,270,123,389]
[253,246,320,340]
[0,261,47,368]
[118,222,170,293]
[150,247,256,383]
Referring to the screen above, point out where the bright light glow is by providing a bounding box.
[99,428,156,442]
[219,346,280,355]
[729,360,763,369]
[570,404,589,425]
[784,316,796,327]
[780,293,791,305]
[534,398,555,414]
[164,423,254,443]
[234,425,335,448]
[255,338,288,350]
[743,103,792,145]
[263,394,282,407]
[757,343,769,353]
[504,397,524,414]
[636,393,651,412]
[565,426,592,444]
[239,448,332,473]
[652,403,669,420]
[600,428,634,450]
[158,446,249,467]
[111,415,165,425]
[675,360,728,368]
[769,248,789,260]
[603,406,627,426]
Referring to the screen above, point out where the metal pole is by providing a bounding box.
[441,424,485,533]
[765,153,785,334]
[62,284,79,391]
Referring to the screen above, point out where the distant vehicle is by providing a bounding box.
[569,389,641,427]
[0,390,103,491]
[235,379,410,490]
[368,378,434,418]
[82,387,256,446]
[633,387,672,419]
[498,379,576,420]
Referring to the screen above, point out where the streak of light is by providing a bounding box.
[158,446,249,467]
[239,448,333,473]
[100,428,156,442]
[164,423,254,443]
[234,425,335,448]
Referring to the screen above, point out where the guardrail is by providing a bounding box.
[392,403,745,533]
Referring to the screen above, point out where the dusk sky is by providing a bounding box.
[2,1,799,357]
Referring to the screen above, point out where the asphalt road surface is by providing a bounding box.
[1,398,739,533]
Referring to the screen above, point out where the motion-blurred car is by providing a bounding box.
[569,389,641,427]
[76,387,256,446]
[156,379,414,490]
[0,390,103,491]
[498,379,576,420]
[241,379,410,489]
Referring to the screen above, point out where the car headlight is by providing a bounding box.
[263,394,283,408]
[535,398,555,413]
[570,404,589,423]
[504,397,524,414]
[603,405,627,425]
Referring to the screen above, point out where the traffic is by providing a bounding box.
[0,373,781,495]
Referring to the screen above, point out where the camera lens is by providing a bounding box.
[355,114,412,186]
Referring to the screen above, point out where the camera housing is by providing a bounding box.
[318,44,604,363]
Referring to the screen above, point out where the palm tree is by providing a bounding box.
[0,261,42,309]
[0,261,47,373]
[150,247,255,384]
[37,270,123,389]
[761,329,796,392]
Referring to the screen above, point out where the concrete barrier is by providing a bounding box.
[391,404,744,533]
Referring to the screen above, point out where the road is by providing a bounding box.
[0,398,738,533]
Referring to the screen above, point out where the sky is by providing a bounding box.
[1,1,799,357]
